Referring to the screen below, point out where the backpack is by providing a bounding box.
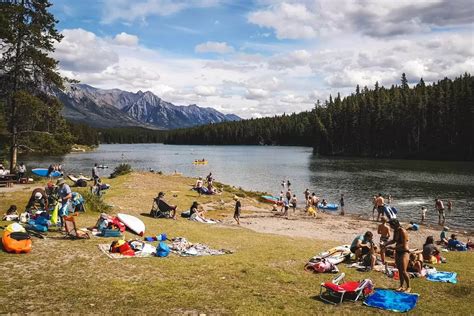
[156,241,170,257]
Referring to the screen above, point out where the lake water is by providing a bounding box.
[23,144,474,230]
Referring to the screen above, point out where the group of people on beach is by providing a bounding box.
[350,216,472,293]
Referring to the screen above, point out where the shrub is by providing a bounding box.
[83,191,112,213]
[110,163,131,178]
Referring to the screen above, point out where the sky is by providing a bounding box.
[50,0,474,118]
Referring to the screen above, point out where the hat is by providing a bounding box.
[443,226,449,231]
[56,178,65,185]
[233,195,239,201]
[34,192,42,200]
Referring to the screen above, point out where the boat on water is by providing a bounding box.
[192,160,208,165]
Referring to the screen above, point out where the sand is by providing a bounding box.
[215,202,473,249]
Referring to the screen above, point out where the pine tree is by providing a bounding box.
[0,0,69,171]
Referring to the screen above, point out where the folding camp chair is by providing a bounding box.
[319,273,373,305]
[150,198,175,218]
[63,215,90,239]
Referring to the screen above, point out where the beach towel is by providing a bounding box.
[97,243,155,259]
[426,271,457,284]
[364,289,419,313]
[170,237,233,257]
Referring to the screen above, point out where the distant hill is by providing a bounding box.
[53,84,240,129]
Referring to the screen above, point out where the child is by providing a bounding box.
[407,221,419,231]
[291,194,297,213]
[421,206,427,222]
[271,204,278,212]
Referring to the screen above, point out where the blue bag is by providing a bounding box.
[156,241,170,257]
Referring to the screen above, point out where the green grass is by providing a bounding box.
[0,173,472,314]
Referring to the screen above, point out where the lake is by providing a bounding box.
[23,144,474,230]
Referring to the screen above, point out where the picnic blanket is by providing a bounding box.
[170,237,233,257]
[97,243,155,259]
[426,271,457,284]
[364,289,419,313]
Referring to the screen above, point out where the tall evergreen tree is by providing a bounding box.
[0,0,70,171]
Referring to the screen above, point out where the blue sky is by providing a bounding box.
[50,0,473,118]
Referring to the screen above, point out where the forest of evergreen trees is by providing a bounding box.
[165,74,474,160]
[98,127,166,144]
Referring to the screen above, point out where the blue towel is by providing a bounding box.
[364,289,419,313]
[426,271,458,284]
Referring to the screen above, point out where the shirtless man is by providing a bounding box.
[377,217,391,263]
[385,219,411,292]
[375,193,385,222]
[435,198,445,225]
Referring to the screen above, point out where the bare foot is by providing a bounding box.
[403,288,411,293]
[396,287,404,292]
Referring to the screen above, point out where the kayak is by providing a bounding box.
[193,160,208,165]
[68,174,92,182]
[2,224,32,254]
[308,245,351,265]
[317,203,339,211]
[32,168,62,177]
[117,213,145,236]
[261,195,281,204]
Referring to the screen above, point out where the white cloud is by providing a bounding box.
[248,0,474,39]
[195,41,235,54]
[54,21,473,119]
[114,32,139,46]
[194,85,217,96]
[54,28,118,72]
[245,88,269,100]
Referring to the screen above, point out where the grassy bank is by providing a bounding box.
[0,173,472,314]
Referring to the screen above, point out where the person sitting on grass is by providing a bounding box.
[407,253,424,274]
[361,241,378,270]
[189,201,206,219]
[422,236,443,264]
[350,231,374,261]
[155,192,177,220]
[439,226,449,245]
[26,188,49,212]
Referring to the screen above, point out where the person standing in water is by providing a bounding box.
[421,206,427,222]
[447,200,453,212]
[291,194,297,213]
[340,193,345,215]
[385,219,411,293]
[435,198,445,225]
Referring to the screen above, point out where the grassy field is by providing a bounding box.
[0,173,472,314]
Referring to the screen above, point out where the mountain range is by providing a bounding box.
[54,84,240,129]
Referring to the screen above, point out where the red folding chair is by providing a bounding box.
[320,273,373,305]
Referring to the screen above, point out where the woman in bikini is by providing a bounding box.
[385,219,411,292]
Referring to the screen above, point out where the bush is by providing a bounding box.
[84,191,112,213]
[110,163,131,178]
